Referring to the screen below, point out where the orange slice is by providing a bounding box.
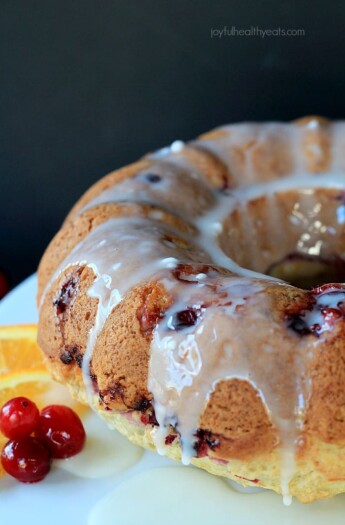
[0,368,52,405]
[0,325,45,374]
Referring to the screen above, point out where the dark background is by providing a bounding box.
[1,1,345,289]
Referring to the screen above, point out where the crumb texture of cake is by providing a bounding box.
[37,117,345,504]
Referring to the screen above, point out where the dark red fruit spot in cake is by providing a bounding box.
[136,399,151,412]
[60,351,73,365]
[98,386,156,415]
[165,434,176,445]
[75,353,83,368]
[99,383,125,407]
[145,173,161,183]
[235,475,259,484]
[59,344,83,368]
[288,317,312,335]
[321,307,342,322]
[194,429,219,458]
[334,191,345,203]
[138,303,165,336]
[140,412,158,426]
[137,400,158,426]
[54,269,82,316]
[167,307,203,331]
[286,283,345,337]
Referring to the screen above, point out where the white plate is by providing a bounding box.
[0,275,344,524]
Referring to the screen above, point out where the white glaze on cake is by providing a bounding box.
[39,119,345,504]
[148,276,264,464]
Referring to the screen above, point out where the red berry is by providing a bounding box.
[0,270,10,300]
[0,397,40,439]
[1,437,51,483]
[35,405,86,459]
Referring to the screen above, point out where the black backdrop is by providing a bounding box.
[2,1,345,287]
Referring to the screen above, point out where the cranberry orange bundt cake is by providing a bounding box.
[37,117,345,504]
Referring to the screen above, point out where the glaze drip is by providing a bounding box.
[149,276,265,464]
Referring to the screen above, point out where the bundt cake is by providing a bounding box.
[37,116,345,504]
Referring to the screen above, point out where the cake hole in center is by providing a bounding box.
[219,187,345,290]
[266,253,345,289]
